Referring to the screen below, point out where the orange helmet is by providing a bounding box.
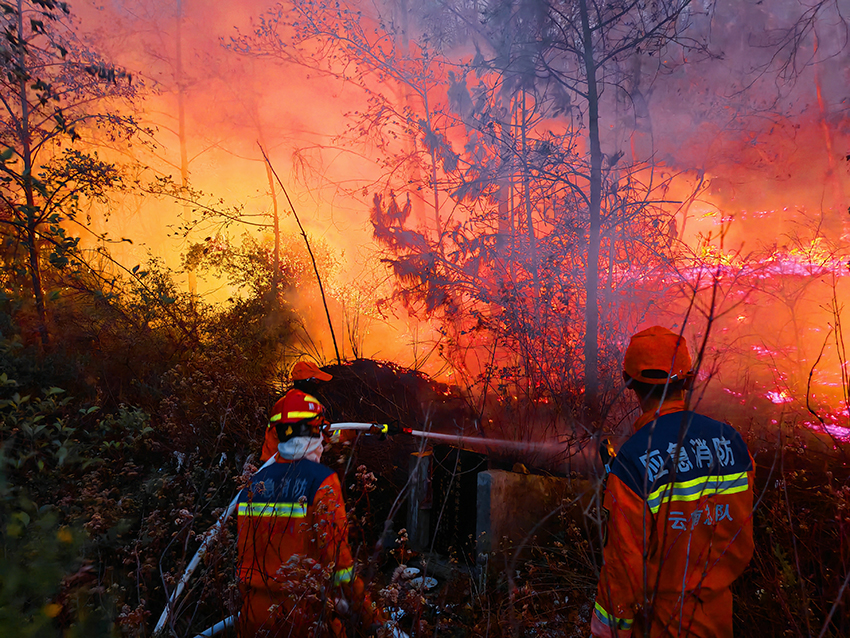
[291,360,332,382]
[269,390,326,440]
[623,326,692,384]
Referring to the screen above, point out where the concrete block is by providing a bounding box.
[476,470,571,557]
[407,451,432,551]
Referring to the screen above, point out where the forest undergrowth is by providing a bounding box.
[0,275,849,637]
[0,0,846,634]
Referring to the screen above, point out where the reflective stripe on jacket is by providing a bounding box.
[592,405,754,638]
[237,459,354,616]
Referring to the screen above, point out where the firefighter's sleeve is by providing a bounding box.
[313,472,355,586]
[342,575,385,629]
[591,473,648,638]
[315,474,385,629]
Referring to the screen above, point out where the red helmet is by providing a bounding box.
[269,391,326,440]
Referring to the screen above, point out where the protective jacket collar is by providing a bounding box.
[633,398,687,432]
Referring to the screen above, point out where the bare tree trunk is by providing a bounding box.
[260,145,341,364]
[520,88,538,294]
[394,0,428,230]
[17,0,47,348]
[579,0,601,416]
[264,159,282,298]
[25,207,47,347]
[176,0,196,298]
[421,87,443,236]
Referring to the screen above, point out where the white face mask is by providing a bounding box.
[277,436,324,463]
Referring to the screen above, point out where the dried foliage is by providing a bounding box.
[0,1,847,637]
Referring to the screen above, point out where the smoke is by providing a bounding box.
[60,0,850,435]
[66,0,429,367]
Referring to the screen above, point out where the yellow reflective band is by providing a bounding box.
[333,566,354,585]
[647,471,749,514]
[238,502,307,518]
[269,413,282,423]
[287,411,318,419]
[594,601,633,629]
[379,423,389,434]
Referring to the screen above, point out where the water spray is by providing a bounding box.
[327,421,569,455]
[399,426,568,455]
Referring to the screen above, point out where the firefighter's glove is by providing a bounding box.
[369,420,400,440]
[383,420,402,438]
[367,423,387,440]
[319,417,334,441]
[599,437,616,473]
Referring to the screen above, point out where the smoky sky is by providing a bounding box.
[66,0,850,411]
[77,0,850,245]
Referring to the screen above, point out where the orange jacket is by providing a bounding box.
[591,401,754,638]
[237,457,363,637]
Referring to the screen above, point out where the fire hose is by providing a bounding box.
[191,614,235,637]
[154,422,567,635]
[152,453,280,636]
[153,424,394,635]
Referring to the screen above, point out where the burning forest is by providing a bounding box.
[0,0,849,635]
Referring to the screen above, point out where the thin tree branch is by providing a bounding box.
[258,142,341,364]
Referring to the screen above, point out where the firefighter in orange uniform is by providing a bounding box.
[238,391,380,637]
[591,326,755,638]
[260,361,333,463]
